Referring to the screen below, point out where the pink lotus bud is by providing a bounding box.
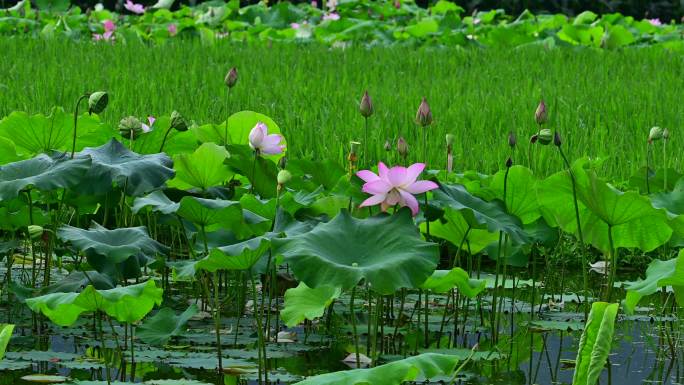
[535,100,547,125]
[415,97,432,127]
[224,67,238,89]
[359,90,373,118]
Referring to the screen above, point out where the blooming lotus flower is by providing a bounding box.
[124,0,145,14]
[357,162,438,215]
[93,19,116,41]
[168,23,177,36]
[141,116,155,133]
[323,12,340,21]
[647,18,662,26]
[249,122,285,155]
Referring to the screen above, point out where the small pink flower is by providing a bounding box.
[249,122,285,155]
[93,20,116,41]
[357,162,438,216]
[103,19,115,32]
[291,22,300,29]
[311,0,317,7]
[168,23,177,36]
[322,12,340,21]
[124,0,145,14]
[647,18,662,26]
[141,116,155,133]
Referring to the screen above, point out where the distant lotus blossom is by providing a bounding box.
[291,22,300,29]
[357,162,438,216]
[249,122,285,155]
[322,12,340,21]
[311,0,317,7]
[326,0,337,10]
[168,23,177,36]
[647,18,662,26]
[141,116,155,133]
[124,0,145,14]
[93,19,116,41]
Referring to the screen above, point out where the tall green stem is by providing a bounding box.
[159,127,173,153]
[71,94,89,158]
[350,286,360,368]
[249,269,265,384]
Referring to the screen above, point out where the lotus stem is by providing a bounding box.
[249,268,265,384]
[364,117,369,167]
[663,138,667,191]
[224,88,230,146]
[391,288,406,352]
[159,126,173,153]
[606,225,616,302]
[349,285,360,368]
[646,143,651,194]
[71,94,89,159]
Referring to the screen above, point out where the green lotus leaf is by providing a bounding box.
[57,223,167,264]
[293,353,459,385]
[572,302,619,385]
[194,111,284,157]
[623,250,684,314]
[136,304,198,346]
[651,177,684,215]
[419,268,486,298]
[282,282,341,327]
[432,183,528,245]
[0,197,49,230]
[274,210,439,295]
[0,154,91,200]
[130,116,197,156]
[132,191,180,215]
[422,207,498,255]
[0,136,21,165]
[225,144,278,198]
[43,271,115,293]
[25,290,91,326]
[285,159,346,192]
[168,142,232,191]
[629,167,681,194]
[177,196,241,228]
[538,160,671,253]
[174,237,270,278]
[0,324,14,360]
[488,166,541,224]
[76,138,175,196]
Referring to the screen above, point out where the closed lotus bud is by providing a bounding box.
[397,137,409,157]
[537,129,553,145]
[553,131,562,147]
[277,169,292,185]
[530,134,539,144]
[446,134,455,147]
[415,97,432,127]
[649,126,663,143]
[663,128,670,140]
[384,140,391,151]
[534,100,547,125]
[118,116,143,139]
[508,131,516,148]
[278,156,287,169]
[88,91,109,115]
[170,110,188,132]
[28,225,44,239]
[359,90,373,118]
[505,157,513,168]
[225,67,238,89]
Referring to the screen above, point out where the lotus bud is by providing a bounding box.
[88,91,109,115]
[28,225,44,239]
[446,134,455,147]
[118,116,143,139]
[277,169,292,186]
[415,97,432,127]
[663,128,670,140]
[170,110,188,132]
[649,126,663,143]
[508,131,516,148]
[359,90,373,118]
[384,140,391,151]
[224,67,238,89]
[278,156,287,169]
[397,137,408,158]
[529,134,539,144]
[553,131,562,147]
[534,100,547,125]
[505,157,513,168]
[537,129,553,145]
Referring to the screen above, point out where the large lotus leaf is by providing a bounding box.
[168,143,232,191]
[193,111,284,157]
[273,210,439,295]
[629,167,681,194]
[285,159,346,192]
[282,282,341,327]
[538,161,671,253]
[132,191,180,215]
[0,197,49,230]
[175,237,270,278]
[225,144,278,198]
[572,302,618,385]
[0,108,111,155]
[623,250,684,314]
[432,183,528,244]
[0,154,91,200]
[129,116,197,156]
[25,291,92,326]
[176,196,248,234]
[488,166,541,224]
[43,271,115,293]
[0,136,21,165]
[58,224,167,264]
[293,353,459,385]
[422,207,498,254]
[651,177,684,215]
[419,268,486,298]
[76,139,175,196]
[136,305,198,346]
[0,324,14,360]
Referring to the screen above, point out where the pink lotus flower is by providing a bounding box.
[291,22,300,29]
[124,0,145,14]
[93,19,116,41]
[141,116,155,133]
[647,18,662,26]
[249,122,285,155]
[357,162,438,216]
[168,23,177,36]
[322,12,340,21]
[311,0,317,7]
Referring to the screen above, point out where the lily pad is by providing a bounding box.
[0,154,91,200]
[282,282,341,327]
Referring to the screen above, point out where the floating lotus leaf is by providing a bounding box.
[168,142,232,191]
[572,302,619,385]
[432,183,528,245]
[623,250,684,314]
[293,353,459,385]
[420,268,486,298]
[136,304,198,346]
[57,223,167,264]
[274,210,439,295]
[282,282,341,327]
[0,154,91,200]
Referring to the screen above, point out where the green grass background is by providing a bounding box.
[1,38,682,178]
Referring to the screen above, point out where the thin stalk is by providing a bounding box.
[249,269,265,384]
[158,126,173,153]
[606,225,616,302]
[364,117,369,166]
[663,138,667,191]
[71,94,88,158]
[646,143,651,194]
[350,286,360,368]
